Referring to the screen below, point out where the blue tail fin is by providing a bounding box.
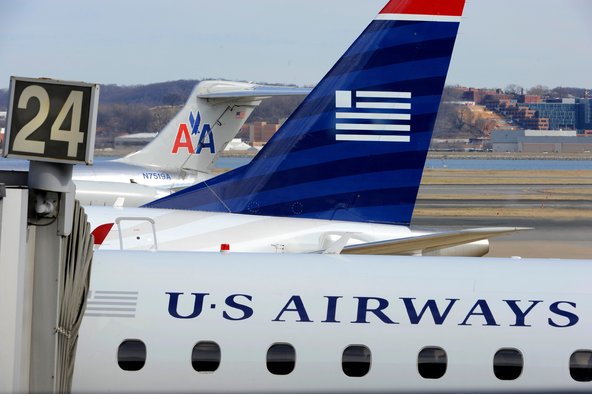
[146,0,466,226]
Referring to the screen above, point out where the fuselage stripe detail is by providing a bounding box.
[83,313,135,318]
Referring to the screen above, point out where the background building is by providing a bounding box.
[579,98,592,131]
[522,99,578,130]
[492,129,592,153]
[113,132,158,149]
[465,88,592,132]
[237,120,286,146]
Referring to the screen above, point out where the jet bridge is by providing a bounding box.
[0,77,98,393]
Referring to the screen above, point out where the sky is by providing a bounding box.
[1,0,592,90]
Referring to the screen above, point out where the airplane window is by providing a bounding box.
[342,345,371,377]
[267,343,296,375]
[192,341,221,373]
[117,339,146,371]
[570,350,592,382]
[493,348,523,380]
[417,346,447,379]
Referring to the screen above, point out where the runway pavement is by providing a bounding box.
[411,170,592,259]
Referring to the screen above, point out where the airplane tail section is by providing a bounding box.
[146,0,466,226]
[118,81,310,176]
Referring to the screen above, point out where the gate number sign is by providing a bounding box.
[3,77,99,164]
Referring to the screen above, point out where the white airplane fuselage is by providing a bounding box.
[89,205,412,252]
[72,160,198,189]
[73,251,592,393]
[87,205,495,256]
[0,158,201,206]
[72,160,202,206]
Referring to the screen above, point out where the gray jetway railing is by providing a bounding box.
[0,167,95,394]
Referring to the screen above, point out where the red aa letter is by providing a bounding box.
[171,123,195,154]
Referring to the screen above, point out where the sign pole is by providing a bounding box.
[28,162,75,392]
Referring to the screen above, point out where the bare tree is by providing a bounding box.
[505,84,524,95]
[454,106,474,131]
[527,85,551,97]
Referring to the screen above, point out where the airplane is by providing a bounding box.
[38,1,592,392]
[72,250,592,392]
[85,0,520,257]
[0,80,311,207]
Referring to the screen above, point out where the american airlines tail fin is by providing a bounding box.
[117,80,310,175]
[146,0,466,226]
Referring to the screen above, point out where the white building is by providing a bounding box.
[113,132,157,149]
[492,130,592,153]
[224,138,252,151]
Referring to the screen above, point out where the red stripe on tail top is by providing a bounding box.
[380,0,465,16]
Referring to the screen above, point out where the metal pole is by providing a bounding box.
[27,161,75,393]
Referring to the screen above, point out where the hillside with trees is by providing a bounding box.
[1,82,589,148]
[0,80,306,148]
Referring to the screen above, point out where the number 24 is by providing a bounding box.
[14,85,84,157]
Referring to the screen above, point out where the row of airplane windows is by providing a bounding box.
[117,339,592,382]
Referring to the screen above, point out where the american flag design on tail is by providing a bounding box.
[335,90,412,143]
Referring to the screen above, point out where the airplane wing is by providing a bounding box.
[338,227,529,256]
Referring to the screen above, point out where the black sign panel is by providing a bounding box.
[3,77,99,164]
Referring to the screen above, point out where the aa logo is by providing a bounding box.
[172,111,215,154]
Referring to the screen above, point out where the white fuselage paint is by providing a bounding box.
[72,161,203,206]
[87,205,426,253]
[72,251,592,393]
[0,157,203,206]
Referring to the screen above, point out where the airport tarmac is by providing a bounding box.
[411,169,592,259]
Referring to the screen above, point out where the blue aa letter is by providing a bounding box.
[195,124,215,154]
[273,295,313,322]
[167,292,209,319]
